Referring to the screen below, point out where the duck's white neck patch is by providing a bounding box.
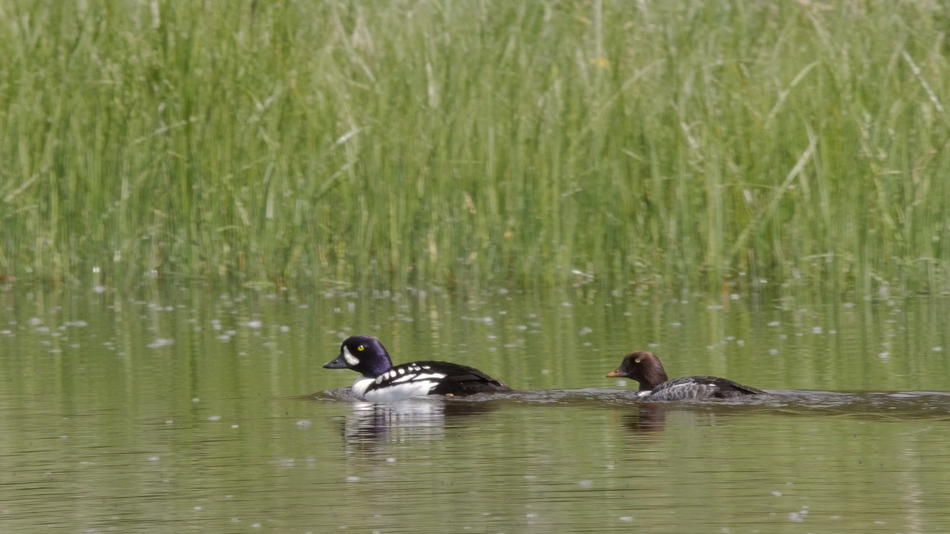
[343,346,360,367]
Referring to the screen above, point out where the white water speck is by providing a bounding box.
[246,320,262,329]
[812,327,822,334]
[788,512,804,522]
[296,420,312,428]
[208,415,222,422]
[769,349,779,355]
[934,347,944,352]
[771,491,782,497]
[620,516,633,522]
[280,325,290,332]
[148,456,160,462]
[578,480,593,488]
[346,476,360,483]
[879,352,890,359]
[768,321,780,327]
[147,338,174,349]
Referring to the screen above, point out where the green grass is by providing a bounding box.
[2,0,950,294]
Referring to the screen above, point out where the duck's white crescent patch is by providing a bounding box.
[343,346,360,367]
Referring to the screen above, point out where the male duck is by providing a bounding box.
[324,335,512,402]
[607,351,764,401]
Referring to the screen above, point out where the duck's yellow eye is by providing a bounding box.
[634,358,641,363]
[357,345,365,351]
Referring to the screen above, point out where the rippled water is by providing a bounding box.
[1,285,949,532]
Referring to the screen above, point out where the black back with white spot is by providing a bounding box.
[361,360,511,397]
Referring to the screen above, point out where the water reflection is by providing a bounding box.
[614,390,950,433]
[622,404,670,432]
[318,388,950,440]
[331,397,498,450]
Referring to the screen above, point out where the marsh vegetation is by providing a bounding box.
[2,1,949,294]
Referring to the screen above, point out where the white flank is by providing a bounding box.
[352,370,449,402]
[343,346,360,367]
[363,381,439,402]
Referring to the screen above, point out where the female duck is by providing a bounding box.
[324,335,512,402]
[607,351,764,401]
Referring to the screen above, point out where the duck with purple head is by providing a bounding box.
[324,335,512,402]
[607,351,764,401]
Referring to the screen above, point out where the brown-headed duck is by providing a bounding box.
[606,351,764,401]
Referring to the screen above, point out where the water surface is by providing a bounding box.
[1,285,949,532]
